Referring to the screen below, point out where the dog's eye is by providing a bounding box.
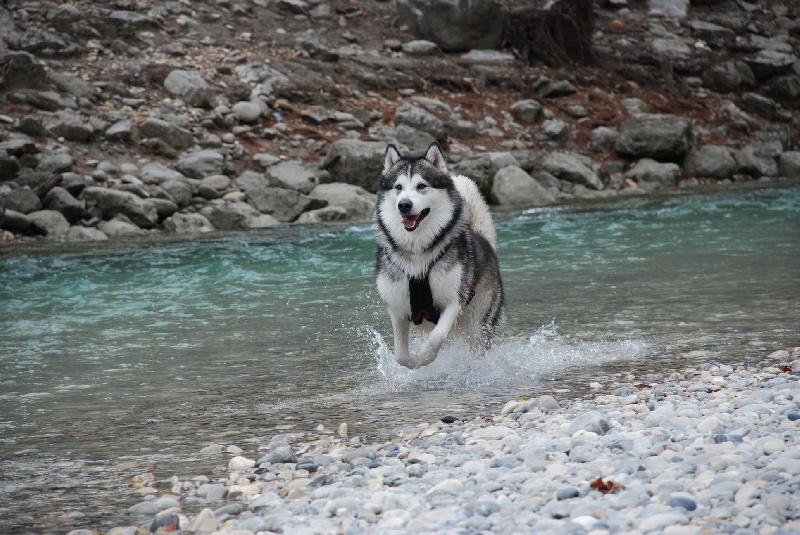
[395,184,402,192]
[416,183,427,191]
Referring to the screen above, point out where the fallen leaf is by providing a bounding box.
[589,477,625,493]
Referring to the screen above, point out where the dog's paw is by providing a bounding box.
[395,354,420,369]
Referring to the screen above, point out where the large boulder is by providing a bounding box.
[320,140,386,193]
[491,166,556,206]
[44,110,96,142]
[64,226,108,242]
[735,141,781,178]
[98,217,146,237]
[2,187,42,214]
[200,200,280,230]
[138,118,195,150]
[702,61,756,93]
[28,210,70,238]
[82,187,159,228]
[0,51,48,90]
[624,158,681,188]
[163,70,217,108]
[778,152,800,178]
[615,113,693,161]
[163,212,215,233]
[542,152,604,190]
[307,183,376,221]
[246,187,326,223]
[394,104,446,142]
[43,186,85,223]
[396,0,508,52]
[266,160,318,194]
[176,149,225,179]
[683,145,736,180]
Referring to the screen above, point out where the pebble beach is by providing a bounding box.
[65,348,800,535]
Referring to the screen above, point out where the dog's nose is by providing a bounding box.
[398,199,413,214]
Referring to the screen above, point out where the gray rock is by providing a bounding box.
[590,127,619,152]
[568,411,611,435]
[307,183,375,221]
[320,139,387,193]
[0,134,37,158]
[295,206,349,223]
[0,153,20,182]
[139,118,194,150]
[260,445,296,464]
[491,166,556,206]
[744,50,797,81]
[543,152,603,190]
[234,62,289,92]
[163,70,217,108]
[615,113,693,160]
[28,210,70,238]
[247,187,326,223]
[396,0,508,52]
[735,141,781,178]
[45,110,95,141]
[2,187,42,214]
[176,149,225,179]
[82,187,158,228]
[778,152,800,178]
[540,119,569,141]
[625,158,681,187]
[683,145,736,179]
[1,209,33,234]
[163,212,215,233]
[64,226,108,242]
[702,61,756,93]
[232,101,262,123]
[48,71,94,98]
[650,36,691,59]
[402,40,440,56]
[394,104,446,142]
[266,161,318,194]
[139,163,187,184]
[43,186,85,223]
[510,99,542,124]
[648,0,688,18]
[764,74,800,101]
[295,31,339,61]
[160,180,194,207]
[200,200,280,230]
[0,51,48,90]
[37,151,74,175]
[143,198,178,221]
[105,120,137,142]
[97,217,146,237]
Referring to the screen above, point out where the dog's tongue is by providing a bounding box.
[402,214,419,229]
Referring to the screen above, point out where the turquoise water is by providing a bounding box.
[1,186,798,532]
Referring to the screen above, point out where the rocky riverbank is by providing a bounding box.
[61,348,800,535]
[1,0,799,245]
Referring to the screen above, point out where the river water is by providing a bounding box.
[1,185,798,532]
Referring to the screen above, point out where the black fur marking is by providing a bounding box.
[409,276,440,325]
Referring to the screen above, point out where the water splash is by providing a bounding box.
[365,321,648,394]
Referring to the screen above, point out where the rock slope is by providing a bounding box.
[1,0,798,244]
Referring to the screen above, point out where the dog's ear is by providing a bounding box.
[384,144,401,172]
[424,143,448,173]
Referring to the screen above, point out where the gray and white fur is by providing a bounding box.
[374,142,505,369]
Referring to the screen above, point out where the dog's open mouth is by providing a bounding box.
[402,208,430,231]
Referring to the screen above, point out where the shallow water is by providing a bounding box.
[1,186,798,532]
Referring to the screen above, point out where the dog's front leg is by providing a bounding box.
[413,303,460,367]
[390,313,418,369]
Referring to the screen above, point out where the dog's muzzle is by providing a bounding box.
[398,200,430,231]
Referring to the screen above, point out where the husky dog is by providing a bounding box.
[374,142,505,369]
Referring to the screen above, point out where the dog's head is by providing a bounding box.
[378,143,454,233]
